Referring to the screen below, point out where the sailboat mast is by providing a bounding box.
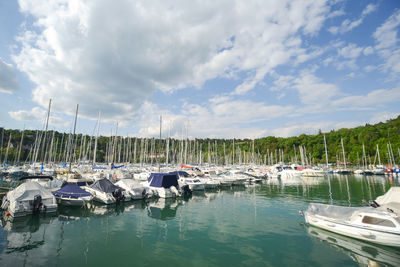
[69,104,79,172]
[377,144,381,166]
[17,127,25,164]
[93,110,101,164]
[159,115,162,172]
[0,128,4,165]
[341,138,346,169]
[323,134,329,168]
[41,99,52,163]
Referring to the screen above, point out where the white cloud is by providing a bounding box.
[0,58,18,94]
[134,98,294,139]
[373,10,400,77]
[364,65,376,72]
[363,46,374,55]
[374,10,400,49]
[269,120,361,137]
[9,107,46,121]
[369,112,398,124]
[332,87,400,110]
[8,106,70,127]
[293,72,339,105]
[329,3,378,35]
[338,43,364,58]
[362,3,378,16]
[13,0,335,116]
[270,75,295,92]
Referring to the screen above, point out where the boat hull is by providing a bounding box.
[304,213,400,247]
[56,196,93,206]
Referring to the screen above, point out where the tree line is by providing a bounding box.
[0,115,399,166]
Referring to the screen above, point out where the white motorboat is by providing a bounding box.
[52,182,93,206]
[1,180,58,217]
[302,202,400,247]
[280,166,301,181]
[179,177,206,191]
[373,166,385,175]
[143,173,191,198]
[115,179,153,199]
[84,178,131,204]
[202,177,220,189]
[354,169,364,175]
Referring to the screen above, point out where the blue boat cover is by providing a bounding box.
[53,183,92,199]
[149,173,179,188]
[92,165,107,170]
[111,163,125,169]
[168,171,189,177]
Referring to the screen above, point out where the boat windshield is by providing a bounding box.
[362,216,396,228]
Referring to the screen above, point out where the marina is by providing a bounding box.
[1,1,400,266]
[0,171,399,266]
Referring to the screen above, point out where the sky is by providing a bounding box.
[0,0,400,139]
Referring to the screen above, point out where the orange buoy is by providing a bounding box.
[6,211,11,216]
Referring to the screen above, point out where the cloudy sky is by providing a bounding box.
[0,0,400,139]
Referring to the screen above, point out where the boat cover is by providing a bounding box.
[6,181,55,202]
[149,173,179,188]
[89,178,122,193]
[307,203,363,221]
[38,178,64,189]
[376,187,400,213]
[111,163,125,169]
[53,183,91,199]
[92,165,107,170]
[168,171,189,177]
[115,179,141,189]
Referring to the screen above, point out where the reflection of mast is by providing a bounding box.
[345,175,351,206]
[327,175,333,204]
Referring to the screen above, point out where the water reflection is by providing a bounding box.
[0,174,399,267]
[147,198,182,220]
[306,225,400,267]
[1,214,56,253]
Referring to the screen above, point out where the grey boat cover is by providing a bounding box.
[376,187,400,213]
[6,181,55,203]
[306,203,366,221]
[89,178,123,193]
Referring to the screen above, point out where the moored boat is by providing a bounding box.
[302,202,400,247]
[1,179,58,218]
[84,178,131,204]
[52,182,93,206]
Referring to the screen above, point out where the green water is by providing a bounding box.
[1,175,400,267]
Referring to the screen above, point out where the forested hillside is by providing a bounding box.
[0,115,399,165]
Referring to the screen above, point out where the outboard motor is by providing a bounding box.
[112,188,125,202]
[33,194,43,214]
[179,184,192,196]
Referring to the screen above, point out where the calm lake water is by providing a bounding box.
[1,174,399,267]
